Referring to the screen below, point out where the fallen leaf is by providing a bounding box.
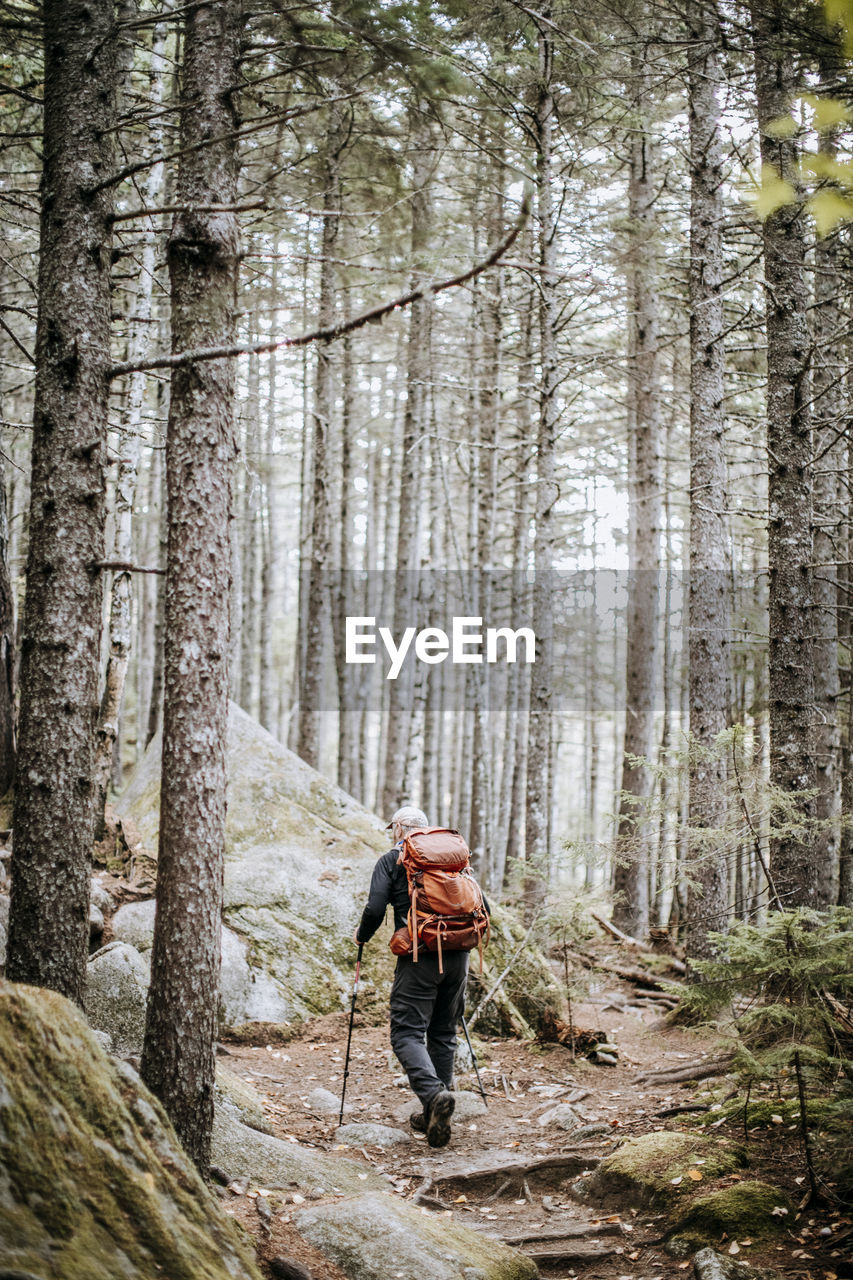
[729,1242,740,1255]
[771,1113,784,1124]
[670,1176,683,1186]
[454,1195,467,1203]
[687,1170,703,1181]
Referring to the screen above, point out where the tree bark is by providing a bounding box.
[685,0,731,966]
[296,104,344,770]
[525,11,558,918]
[6,0,118,1002]
[750,0,818,908]
[380,107,432,816]
[140,0,241,1171]
[810,116,844,906]
[95,19,168,828]
[612,45,662,940]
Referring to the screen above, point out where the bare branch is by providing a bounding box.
[110,200,267,224]
[93,560,165,576]
[107,187,532,380]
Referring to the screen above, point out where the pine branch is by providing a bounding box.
[107,187,532,380]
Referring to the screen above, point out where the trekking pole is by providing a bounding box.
[339,943,363,1127]
[460,1013,488,1108]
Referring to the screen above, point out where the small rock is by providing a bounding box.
[450,1090,487,1120]
[336,1123,409,1148]
[537,1102,582,1131]
[572,1122,610,1141]
[111,899,157,953]
[90,879,116,914]
[307,1087,346,1114]
[209,1164,232,1186]
[692,1246,782,1280]
[592,1051,618,1066]
[256,1195,272,1222]
[89,902,105,936]
[270,1259,314,1280]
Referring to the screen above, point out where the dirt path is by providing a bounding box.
[217,966,849,1280]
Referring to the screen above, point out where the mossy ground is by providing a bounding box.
[584,1130,748,1211]
[665,1181,793,1254]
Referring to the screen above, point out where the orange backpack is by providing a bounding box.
[388,827,490,973]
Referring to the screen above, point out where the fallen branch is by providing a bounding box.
[108,188,532,380]
[590,912,687,974]
[468,905,542,1032]
[632,1054,735,1086]
[578,951,684,992]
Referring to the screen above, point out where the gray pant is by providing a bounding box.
[389,950,468,1107]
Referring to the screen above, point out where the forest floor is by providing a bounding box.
[218,944,853,1280]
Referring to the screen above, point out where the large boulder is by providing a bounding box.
[0,979,261,1280]
[115,704,560,1033]
[294,1191,538,1280]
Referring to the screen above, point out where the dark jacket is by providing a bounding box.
[355,843,490,945]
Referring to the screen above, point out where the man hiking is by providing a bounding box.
[353,805,488,1149]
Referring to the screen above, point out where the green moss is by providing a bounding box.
[666,1181,793,1253]
[701,1095,831,1130]
[0,980,261,1280]
[584,1131,748,1211]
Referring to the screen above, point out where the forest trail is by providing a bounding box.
[216,951,849,1280]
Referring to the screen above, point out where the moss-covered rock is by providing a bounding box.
[116,704,558,1035]
[666,1182,793,1255]
[295,1191,539,1280]
[0,979,262,1280]
[581,1131,748,1211]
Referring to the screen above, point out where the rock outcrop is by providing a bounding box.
[112,704,561,1035]
[0,979,261,1280]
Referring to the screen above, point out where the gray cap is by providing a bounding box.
[386,805,428,832]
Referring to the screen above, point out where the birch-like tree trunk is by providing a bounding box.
[685,0,731,966]
[6,0,118,1002]
[140,0,241,1170]
[612,47,662,939]
[750,0,817,908]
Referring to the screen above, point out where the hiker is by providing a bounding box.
[353,805,489,1149]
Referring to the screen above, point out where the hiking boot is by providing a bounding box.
[425,1088,455,1148]
[409,1108,427,1133]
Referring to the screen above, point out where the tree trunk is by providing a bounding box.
[94,19,168,829]
[6,0,118,1002]
[0,449,15,796]
[750,0,817,908]
[685,0,731,967]
[140,0,241,1171]
[612,47,662,940]
[297,107,345,769]
[525,12,558,919]
[380,108,432,816]
[810,117,844,906]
